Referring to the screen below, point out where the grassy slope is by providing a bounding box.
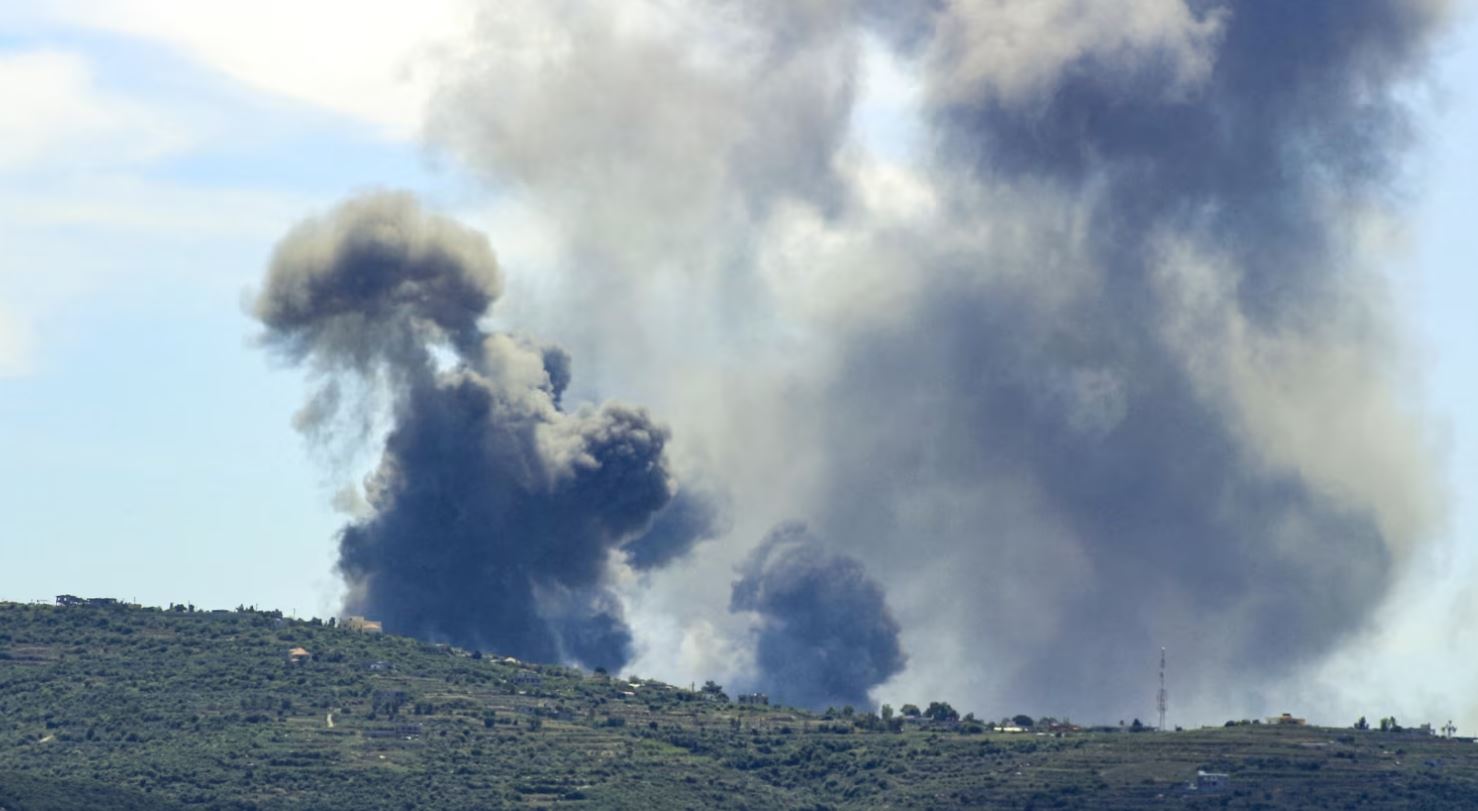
[1,601,1476,809]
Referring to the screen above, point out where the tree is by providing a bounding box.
[1012,714,1035,728]
[900,704,921,718]
[880,705,903,733]
[924,702,959,722]
[1354,716,1369,731]
[700,680,728,701]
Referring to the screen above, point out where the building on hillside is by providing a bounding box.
[287,647,312,665]
[342,615,383,633]
[55,595,119,608]
[1192,770,1229,792]
[737,693,769,706]
[1267,713,1307,726]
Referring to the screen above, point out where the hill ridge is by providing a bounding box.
[2,600,1477,809]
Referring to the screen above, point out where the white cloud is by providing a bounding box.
[25,0,477,140]
[0,173,315,239]
[0,49,188,171]
[0,302,33,378]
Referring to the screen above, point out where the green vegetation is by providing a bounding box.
[2,601,1477,809]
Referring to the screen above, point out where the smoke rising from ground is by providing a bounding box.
[255,191,709,670]
[731,523,905,710]
[807,0,1447,720]
[396,0,1450,720]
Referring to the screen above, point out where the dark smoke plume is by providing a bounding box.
[416,0,1448,722]
[731,523,905,709]
[624,488,727,571]
[810,0,1447,719]
[255,191,701,670]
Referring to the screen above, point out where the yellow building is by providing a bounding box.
[342,616,383,633]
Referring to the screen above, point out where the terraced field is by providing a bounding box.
[1,601,1475,809]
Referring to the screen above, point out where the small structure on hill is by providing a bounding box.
[1192,770,1229,792]
[55,595,119,608]
[363,723,422,739]
[1267,713,1307,726]
[287,647,312,665]
[342,615,383,633]
[737,692,769,706]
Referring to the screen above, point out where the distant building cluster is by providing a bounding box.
[1192,770,1230,792]
[342,615,383,633]
[54,595,122,608]
[737,693,769,706]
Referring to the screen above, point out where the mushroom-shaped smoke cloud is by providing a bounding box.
[255,191,710,670]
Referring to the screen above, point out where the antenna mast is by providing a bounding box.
[1157,647,1168,731]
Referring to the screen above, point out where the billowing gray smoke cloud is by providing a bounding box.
[731,523,905,709]
[809,0,1448,719]
[625,489,727,572]
[255,191,709,670]
[423,0,1448,722]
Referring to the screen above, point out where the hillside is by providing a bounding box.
[1,601,1476,809]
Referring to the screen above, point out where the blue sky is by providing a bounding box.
[0,10,467,614]
[0,3,1475,724]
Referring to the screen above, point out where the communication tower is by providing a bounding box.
[1157,647,1167,731]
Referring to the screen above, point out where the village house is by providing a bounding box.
[342,615,383,633]
[1267,713,1307,726]
[55,595,120,608]
[287,647,312,665]
[1192,770,1230,792]
[737,693,769,706]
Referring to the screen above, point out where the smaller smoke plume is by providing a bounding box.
[731,522,905,710]
[255,191,688,671]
